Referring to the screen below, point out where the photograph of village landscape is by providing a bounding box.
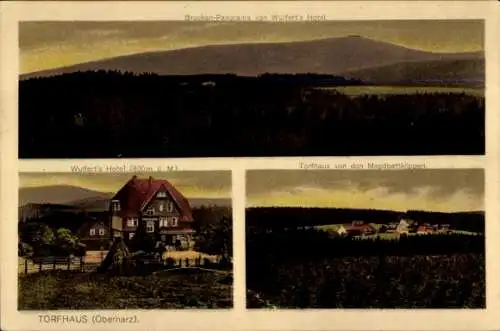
[18,172,233,309]
[246,169,485,308]
[19,20,484,158]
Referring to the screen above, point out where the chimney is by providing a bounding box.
[148,176,153,188]
[129,175,138,186]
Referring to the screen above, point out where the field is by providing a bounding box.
[247,253,485,309]
[318,85,484,97]
[19,269,233,309]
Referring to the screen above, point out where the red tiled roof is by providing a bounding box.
[112,176,194,222]
[417,226,432,232]
[342,224,375,232]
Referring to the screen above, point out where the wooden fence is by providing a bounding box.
[19,256,87,275]
[18,253,225,275]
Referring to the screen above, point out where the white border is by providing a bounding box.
[2,2,500,331]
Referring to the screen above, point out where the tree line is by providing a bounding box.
[19,71,484,158]
[18,205,233,258]
[246,207,485,233]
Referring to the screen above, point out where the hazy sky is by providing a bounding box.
[20,20,484,74]
[20,171,232,198]
[246,169,484,212]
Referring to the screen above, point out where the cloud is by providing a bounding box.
[246,169,484,212]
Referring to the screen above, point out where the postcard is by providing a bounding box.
[1,1,499,331]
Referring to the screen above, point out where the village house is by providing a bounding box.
[77,218,111,251]
[337,221,375,236]
[416,225,433,234]
[396,218,416,234]
[109,175,196,250]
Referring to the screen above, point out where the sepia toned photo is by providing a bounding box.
[19,20,484,159]
[18,171,233,309]
[2,1,499,331]
[246,169,485,309]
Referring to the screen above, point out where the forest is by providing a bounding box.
[19,70,484,158]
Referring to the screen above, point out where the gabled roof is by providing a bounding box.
[112,176,194,222]
[76,216,108,236]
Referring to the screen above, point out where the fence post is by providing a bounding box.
[39,261,42,272]
[53,256,56,271]
[80,256,84,272]
[67,256,71,270]
[24,259,28,275]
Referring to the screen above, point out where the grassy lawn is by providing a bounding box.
[19,269,233,309]
[314,224,340,232]
[318,86,484,97]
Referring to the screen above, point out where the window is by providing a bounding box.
[159,217,168,227]
[159,203,164,212]
[171,217,178,227]
[157,191,167,198]
[98,228,105,236]
[89,228,96,236]
[127,218,138,227]
[144,206,154,216]
[111,200,121,212]
[166,202,174,212]
[146,221,155,233]
[129,233,135,240]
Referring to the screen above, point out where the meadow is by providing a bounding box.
[319,85,484,97]
[18,268,233,309]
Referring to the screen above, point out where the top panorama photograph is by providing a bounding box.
[19,20,485,158]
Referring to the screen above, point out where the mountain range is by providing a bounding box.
[21,36,484,86]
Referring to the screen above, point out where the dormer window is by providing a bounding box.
[159,203,164,212]
[89,229,96,236]
[99,228,105,236]
[157,191,167,198]
[111,200,121,212]
[171,217,178,227]
[144,206,154,216]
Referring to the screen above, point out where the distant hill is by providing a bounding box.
[341,58,484,86]
[19,185,112,206]
[21,36,483,85]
